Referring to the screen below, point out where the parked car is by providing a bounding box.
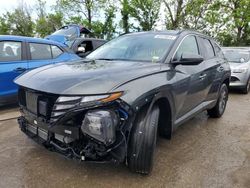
[71,38,107,58]
[46,25,107,58]
[15,30,230,174]
[222,47,250,94]
[0,35,80,105]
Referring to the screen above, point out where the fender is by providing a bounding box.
[124,87,176,143]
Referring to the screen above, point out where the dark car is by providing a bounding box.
[45,24,107,58]
[15,30,230,174]
[71,38,107,58]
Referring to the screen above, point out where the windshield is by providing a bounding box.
[223,50,250,63]
[87,33,176,62]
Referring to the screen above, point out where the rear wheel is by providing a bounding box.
[127,105,159,174]
[242,77,250,94]
[208,83,228,118]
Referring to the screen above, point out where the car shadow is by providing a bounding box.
[0,103,18,111]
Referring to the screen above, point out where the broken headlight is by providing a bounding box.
[81,110,119,145]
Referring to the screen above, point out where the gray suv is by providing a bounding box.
[15,30,231,174]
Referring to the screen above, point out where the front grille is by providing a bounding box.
[26,91,38,114]
[18,87,58,120]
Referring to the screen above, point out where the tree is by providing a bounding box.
[164,0,212,30]
[101,6,117,39]
[35,0,63,37]
[129,0,161,31]
[36,12,63,37]
[164,0,184,29]
[120,0,130,33]
[0,17,11,35]
[56,0,101,29]
[5,5,34,36]
[216,0,250,46]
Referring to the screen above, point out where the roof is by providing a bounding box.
[124,30,213,39]
[125,30,182,36]
[0,35,66,46]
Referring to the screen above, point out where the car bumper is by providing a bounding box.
[229,72,249,88]
[17,103,130,163]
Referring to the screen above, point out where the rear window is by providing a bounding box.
[0,41,22,61]
[29,43,63,60]
[213,42,224,58]
[51,45,63,58]
[200,38,215,59]
[29,43,52,60]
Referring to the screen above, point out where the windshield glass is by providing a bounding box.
[87,33,177,62]
[223,50,250,63]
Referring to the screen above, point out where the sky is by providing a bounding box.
[0,0,57,16]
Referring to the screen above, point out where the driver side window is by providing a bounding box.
[174,36,199,61]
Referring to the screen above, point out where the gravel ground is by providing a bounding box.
[0,92,249,188]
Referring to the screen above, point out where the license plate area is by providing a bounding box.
[26,92,38,114]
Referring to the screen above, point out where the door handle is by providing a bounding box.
[13,67,27,72]
[199,74,207,80]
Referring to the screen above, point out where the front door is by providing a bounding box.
[173,35,207,118]
[0,40,27,100]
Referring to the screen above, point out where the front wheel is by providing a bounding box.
[127,105,160,174]
[242,77,250,94]
[207,83,228,118]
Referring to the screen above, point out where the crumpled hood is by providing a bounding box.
[15,60,161,95]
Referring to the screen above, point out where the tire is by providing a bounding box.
[242,77,250,94]
[127,105,160,174]
[207,83,228,118]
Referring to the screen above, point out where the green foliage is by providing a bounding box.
[2,7,34,36]
[129,0,161,31]
[36,12,63,37]
[120,0,130,33]
[0,17,11,35]
[56,0,100,29]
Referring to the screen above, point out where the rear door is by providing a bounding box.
[173,35,208,117]
[0,40,28,98]
[197,37,221,101]
[27,42,54,70]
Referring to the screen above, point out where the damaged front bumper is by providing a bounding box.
[17,101,132,164]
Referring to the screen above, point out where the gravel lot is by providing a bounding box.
[0,92,249,188]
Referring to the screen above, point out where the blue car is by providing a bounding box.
[0,35,80,105]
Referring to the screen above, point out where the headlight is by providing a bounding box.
[232,68,248,73]
[53,92,123,111]
[81,110,119,145]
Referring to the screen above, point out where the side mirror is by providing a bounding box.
[239,58,245,63]
[77,46,85,53]
[172,52,204,66]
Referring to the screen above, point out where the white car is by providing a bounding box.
[222,47,250,94]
